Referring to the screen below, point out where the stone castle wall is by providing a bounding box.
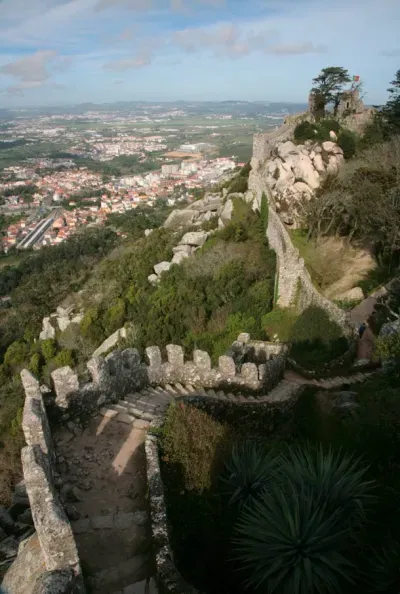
[19,371,85,594]
[248,128,349,329]
[49,342,288,417]
[251,123,296,166]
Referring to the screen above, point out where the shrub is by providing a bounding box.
[376,333,400,361]
[161,403,232,492]
[41,338,57,362]
[52,349,75,368]
[321,118,341,133]
[227,175,248,194]
[289,306,348,369]
[261,308,298,342]
[294,121,318,143]
[338,129,358,159]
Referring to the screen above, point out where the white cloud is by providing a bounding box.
[104,52,152,70]
[265,42,327,55]
[0,50,58,82]
[173,24,280,58]
[95,0,153,10]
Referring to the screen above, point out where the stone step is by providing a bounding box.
[87,554,148,594]
[226,393,236,401]
[125,393,142,405]
[164,384,179,396]
[184,384,196,393]
[174,382,189,395]
[195,386,207,396]
[206,389,217,398]
[217,390,227,400]
[100,408,118,419]
[117,401,143,418]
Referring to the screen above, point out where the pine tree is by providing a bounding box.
[260,192,268,231]
[383,69,400,135]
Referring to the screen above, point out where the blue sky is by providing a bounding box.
[0,0,399,107]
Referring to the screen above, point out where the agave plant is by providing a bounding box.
[365,543,400,593]
[235,481,358,594]
[279,443,375,529]
[219,441,278,508]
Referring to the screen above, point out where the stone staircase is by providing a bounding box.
[99,380,303,425]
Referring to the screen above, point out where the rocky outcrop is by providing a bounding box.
[149,231,210,284]
[39,307,84,341]
[92,326,128,358]
[163,193,222,229]
[263,139,344,226]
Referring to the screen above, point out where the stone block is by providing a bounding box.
[154,261,171,276]
[133,419,150,430]
[51,366,80,409]
[193,350,211,370]
[172,244,192,255]
[179,231,208,247]
[124,581,146,594]
[166,344,184,367]
[218,356,236,379]
[237,333,250,343]
[240,363,259,384]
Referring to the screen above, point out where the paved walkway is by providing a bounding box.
[55,415,156,594]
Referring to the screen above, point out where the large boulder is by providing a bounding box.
[171,251,190,265]
[179,231,208,247]
[39,317,55,341]
[219,199,234,227]
[172,244,193,256]
[277,140,299,160]
[163,209,198,229]
[92,327,127,358]
[51,366,80,409]
[336,287,364,301]
[154,261,172,276]
[313,153,325,173]
[285,153,320,189]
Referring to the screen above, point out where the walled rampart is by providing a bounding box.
[19,370,85,594]
[248,130,349,329]
[49,343,287,417]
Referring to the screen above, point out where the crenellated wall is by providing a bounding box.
[49,342,287,417]
[19,371,85,594]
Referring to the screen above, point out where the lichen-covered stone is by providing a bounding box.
[193,350,211,371]
[218,356,236,378]
[52,367,80,409]
[166,345,184,367]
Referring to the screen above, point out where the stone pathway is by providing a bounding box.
[55,415,156,594]
[356,326,376,361]
[284,368,374,389]
[54,373,377,594]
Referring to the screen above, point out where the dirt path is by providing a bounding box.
[55,414,156,594]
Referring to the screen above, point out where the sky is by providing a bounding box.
[0,0,399,107]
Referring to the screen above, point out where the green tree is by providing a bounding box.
[383,69,400,135]
[312,67,351,116]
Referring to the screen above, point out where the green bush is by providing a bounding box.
[161,403,232,492]
[320,118,341,133]
[376,333,400,361]
[261,308,298,342]
[338,129,358,159]
[41,338,57,362]
[288,306,348,369]
[227,175,248,194]
[52,349,75,368]
[294,121,318,142]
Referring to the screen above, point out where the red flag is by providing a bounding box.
[353,75,360,82]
